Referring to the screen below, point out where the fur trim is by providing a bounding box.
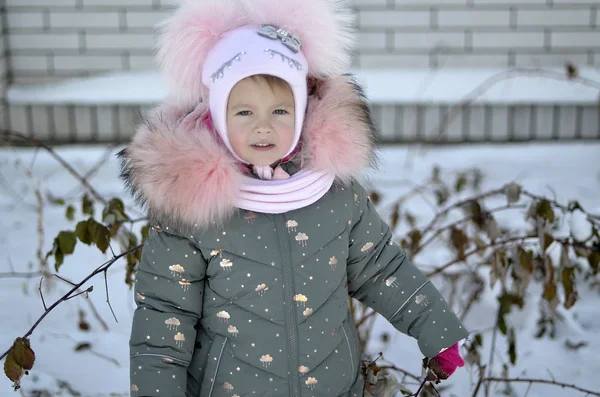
[300,75,377,184]
[156,0,355,107]
[119,75,376,229]
[118,102,242,231]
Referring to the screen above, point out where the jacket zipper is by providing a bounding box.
[207,337,229,397]
[129,353,190,366]
[276,214,301,397]
[341,323,355,381]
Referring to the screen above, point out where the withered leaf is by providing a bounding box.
[504,182,522,204]
[3,353,22,391]
[450,228,468,259]
[369,191,381,206]
[543,282,557,302]
[4,338,35,391]
[561,266,578,309]
[390,204,400,229]
[536,200,555,223]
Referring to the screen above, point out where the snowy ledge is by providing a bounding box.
[6,67,600,106]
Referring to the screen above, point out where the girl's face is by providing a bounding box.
[226,76,295,167]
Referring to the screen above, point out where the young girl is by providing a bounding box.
[119,0,468,396]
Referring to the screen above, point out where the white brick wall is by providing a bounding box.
[3,0,600,84]
[355,1,599,69]
[0,9,6,99]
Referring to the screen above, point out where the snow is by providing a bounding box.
[570,210,594,242]
[6,67,600,105]
[1,142,600,396]
[5,71,168,105]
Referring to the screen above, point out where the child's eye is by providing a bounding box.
[273,109,289,115]
[236,110,251,116]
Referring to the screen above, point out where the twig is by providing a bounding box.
[65,287,93,301]
[38,278,47,310]
[1,130,106,204]
[0,171,36,210]
[44,331,121,367]
[0,271,44,279]
[377,364,421,383]
[355,310,378,328]
[52,274,109,331]
[34,189,50,278]
[54,274,77,286]
[64,145,116,200]
[429,67,600,144]
[104,269,118,323]
[0,243,144,362]
[425,234,599,277]
[379,364,440,397]
[485,305,502,397]
[483,376,600,396]
[421,188,506,235]
[522,189,600,227]
[381,178,438,215]
[415,203,527,255]
[471,366,486,397]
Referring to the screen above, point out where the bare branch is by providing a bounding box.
[428,67,600,145]
[521,189,600,227]
[1,130,107,205]
[415,203,527,255]
[64,145,117,200]
[38,278,47,311]
[65,287,94,301]
[421,188,506,234]
[0,271,44,279]
[425,234,599,278]
[0,243,144,362]
[104,269,118,323]
[483,376,600,396]
[485,306,502,397]
[53,274,78,287]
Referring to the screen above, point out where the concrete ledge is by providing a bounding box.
[3,68,600,143]
[6,67,600,106]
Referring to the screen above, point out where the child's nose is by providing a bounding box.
[254,120,273,134]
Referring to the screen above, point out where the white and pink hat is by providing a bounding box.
[156,0,356,163]
[201,25,308,162]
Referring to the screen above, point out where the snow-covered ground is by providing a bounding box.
[1,142,599,396]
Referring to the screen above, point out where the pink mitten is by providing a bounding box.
[434,343,465,377]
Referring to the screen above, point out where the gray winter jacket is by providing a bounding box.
[120,75,468,397]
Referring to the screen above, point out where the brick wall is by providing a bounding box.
[5,0,172,84]
[355,0,599,69]
[4,0,600,85]
[0,2,7,98]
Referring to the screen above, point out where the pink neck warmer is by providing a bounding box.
[237,168,336,214]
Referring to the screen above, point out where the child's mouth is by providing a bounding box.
[251,143,275,151]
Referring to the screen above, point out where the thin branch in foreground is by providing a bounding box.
[428,66,600,146]
[54,274,77,287]
[104,269,118,323]
[65,287,93,301]
[0,243,144,363]
[38,278,47,310]
[1,130,107,205]
[0,271,44,279]
[483,376,600,396]
[425,234,600,278]
[415,203,528,255]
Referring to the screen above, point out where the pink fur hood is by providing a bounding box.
[118,74,377,230]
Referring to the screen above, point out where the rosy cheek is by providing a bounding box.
[227,129,246,151]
